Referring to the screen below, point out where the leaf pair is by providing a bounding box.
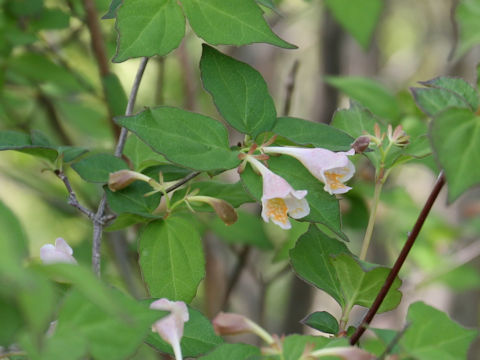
[290,226,402,316]
[113,0,295,63]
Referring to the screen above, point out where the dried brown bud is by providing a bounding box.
[108,170,152,191]
[351,136,371,153]
[209,199,238,226]
[187,196,238,225]
[212,312,254,336]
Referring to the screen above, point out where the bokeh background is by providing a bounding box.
[1,0,479,358]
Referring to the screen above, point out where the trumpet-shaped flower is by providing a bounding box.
[247,156,309,230]
[150,298,189,360]
[40,238,77,265]
[263,147,355,195]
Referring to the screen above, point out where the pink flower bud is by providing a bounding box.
[150,299,189,360]
[40,238,77,265]
[108,170,152,191]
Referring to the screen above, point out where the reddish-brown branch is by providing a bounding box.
[82,0,120,138]
[350,171,446,345]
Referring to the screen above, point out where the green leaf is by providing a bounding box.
[272,117,354,151]
[172,181,254,209]
[331,106,381,138]
[102,0,122,19]
[290,228,402,313]
[210,210,272,250]
[115,106,240,171]
[47,289,160,360]
[324,0,383,49]
[325,76,401,120]
[282,335,347,360]
[104,213,151,232]
[198,343,260,360]
[8,53,83,92]
[411,87,470,117]
[0,130,58,162]
[102,73,128,117]
[6,0,43,16]
[420,77,478,110]
[71,153,128,183]
[200,45,277,138]
[180,0,295,49]
[146,306,223,357]
[273,219,309,263]
[113,0,185,62]
[430,107,480,202]
[0,199,29,277]
[139,217,205,302]
[400,302,478,360]
[0,297,22,346]
[143,164,192,182]
[455,0,480,58]
[31,8,70,30]
[124,134,167,171]
[240,156,346,240]
[290,226,350,307]
[301,311,339,335]
[331,254,402,313]
[105,182,162,217]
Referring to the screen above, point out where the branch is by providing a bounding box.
[55,170,97,221]
[282,60,299,116]
[92,57,150,277]
[350,171,446,345]
[166,171,201,193]
[221,245,251,310]
[115,57,149,158]
[82,0,109,76]
[37,92,73,146]
[92,196,106,276]
[82,0,120,138]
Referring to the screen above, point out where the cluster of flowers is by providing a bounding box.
[243,146,356,230]
[40,238,189,360]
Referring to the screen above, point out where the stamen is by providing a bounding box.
[324,171,346,190]
[266,198,288,224]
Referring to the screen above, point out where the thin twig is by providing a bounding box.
[165,171,201,193]
[378,323,411,360]
[178,41,196,111]
[350,171,446,345]
[115,57,149,158]
[37,92,73,146]
[282,60,299,116]
[92,196,106,276]
[221,245,251,310]
[91,57,150,277]
[55,170,97,221]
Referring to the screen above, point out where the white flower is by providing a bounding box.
[263,147,355,195]
[247,156,309,230]
[40,238,77,265]
[150,298,189,360]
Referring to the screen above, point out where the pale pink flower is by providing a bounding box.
[263,147,355,195]
[150,299,189,360]
[247,156,309,230]
[40,238,77,265]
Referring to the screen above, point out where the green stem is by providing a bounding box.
[359,179,383,261]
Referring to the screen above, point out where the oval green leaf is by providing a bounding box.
[115,106,240,171]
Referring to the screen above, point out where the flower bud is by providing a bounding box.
[187,196,238,225]
[213,312,253,336]
[40,238,77,265]
[351,136,370,154]
[108,170,152,192]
